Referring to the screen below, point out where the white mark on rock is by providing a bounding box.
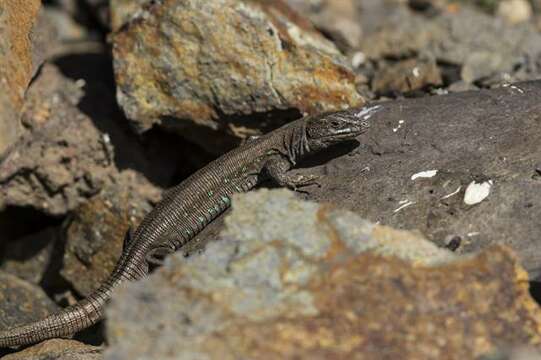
[360,166,371,173]
[510,84,524,94]
[392,119,405,133]
[75,79,86,88]
[433,88,448,95]
[412,67,420,77]
[441,186,462,200]
[463,180,493,205]
[502,83,525,94]
[411,170,438,180]
[394,200,415,213]
[467,232,480,237]
[355,105,382,120]
[351,51,366,68]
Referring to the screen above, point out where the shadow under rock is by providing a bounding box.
[0,347,15,356]
[0,207,61,258]
[529,281,541,306]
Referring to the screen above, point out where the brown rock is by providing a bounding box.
[112,0,362,150]
[61,170,161,296]
[105,190,541,360]
[372,58,442,94]
[110,0,152,31]
[212,246,539,359]
[0,65,116,216]
[2,339,102,360]
[0,0,49,155]
[0,271,58,331]
[0,227,59,285]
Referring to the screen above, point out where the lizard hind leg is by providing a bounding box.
[145,237,178,268]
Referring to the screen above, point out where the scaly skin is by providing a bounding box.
[0,105,378,348]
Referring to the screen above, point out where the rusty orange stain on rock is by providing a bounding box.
[112,0,363,149]
[0,0,42,153]
[195,246,541,359]
[0,0,41,106]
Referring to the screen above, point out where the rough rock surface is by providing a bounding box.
[0,227,60,285]
[104,189,541,360]
[284,0,363,50]
[62,170,161,296]
[2,339,102,360]
[372,57,442,94]
[0,271,59,330]
[0,0,51,155]
[112,0,362,150]
[0,65,116,216]
[0,59,180,216]
[110,0,152,31]
[359,5,541,85]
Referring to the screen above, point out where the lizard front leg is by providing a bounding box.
[263,155,320,191]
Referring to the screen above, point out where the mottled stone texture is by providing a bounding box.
[105,190,541,360]
[0,65,116,216]
[360,6,541,84]
[0,271,58,330]
[0,0,42,155]
[61,170,161,296]
[0,227,59,285]
[284,0,363,50]
[2,339,102,360]
[112,0,362,138]
[110,0,152,31]
[372,57,442,94]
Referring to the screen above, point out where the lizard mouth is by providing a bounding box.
[322,128,362,140]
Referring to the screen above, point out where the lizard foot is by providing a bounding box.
[284,174,321,192]
[146,245,175,266]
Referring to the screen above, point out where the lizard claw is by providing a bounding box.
[285,174,321,192]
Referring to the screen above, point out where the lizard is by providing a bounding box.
[0,105,377,348]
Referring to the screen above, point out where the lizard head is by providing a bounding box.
[305,106,376,150]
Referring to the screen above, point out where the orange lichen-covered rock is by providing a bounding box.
[112,0,362,150]
[105,189,541,360]
[0,0,43,154]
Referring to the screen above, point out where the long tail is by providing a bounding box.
[0,252,147,348]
